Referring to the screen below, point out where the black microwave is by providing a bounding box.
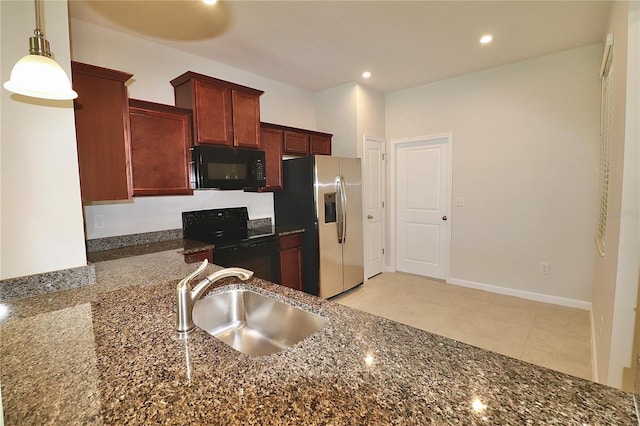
[191,146,266,190]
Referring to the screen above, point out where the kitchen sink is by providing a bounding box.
[192,286,329,356]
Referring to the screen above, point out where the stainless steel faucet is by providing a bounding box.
[176,259,254,334]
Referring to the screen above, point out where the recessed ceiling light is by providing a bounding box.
[480,34,493,44]
[202,0,217,5]
[362,71,372,79]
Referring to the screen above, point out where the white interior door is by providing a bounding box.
[396,137,450,279]
[363,135,385,279]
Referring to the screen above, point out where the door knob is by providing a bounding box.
[367,214,374,219]
[442,216,447,221]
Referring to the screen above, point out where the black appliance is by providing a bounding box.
[274,156,363,298]
[191,145,266,190]
[182,207,280,283]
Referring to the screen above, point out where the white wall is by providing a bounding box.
[314,82,385,159]
[84,191,273,239]
[386,44,602,304]
[314,83,358,158]
[356,84,385,157]
[1,0,87,279]
[70,19,318,239]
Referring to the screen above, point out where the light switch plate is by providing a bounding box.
[94,214,106,230]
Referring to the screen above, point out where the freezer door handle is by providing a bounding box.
[336,175,347,244]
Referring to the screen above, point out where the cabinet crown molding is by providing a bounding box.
[170,71,264,96]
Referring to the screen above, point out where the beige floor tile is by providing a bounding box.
[532,308,591,339]
[525,328,591,358]
[333,272,593,379]
[445,312,530,359]
[521,346,592,380]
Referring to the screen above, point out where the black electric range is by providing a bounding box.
[182,207,280,283]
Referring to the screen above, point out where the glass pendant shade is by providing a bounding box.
[4,53,78,100]
[3,0,78,101]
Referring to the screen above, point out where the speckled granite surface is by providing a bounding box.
[86,229,183,252]
[247,217,272,229]
[87,239,213,263]
[0,248,635,425]
[0,264,96,302]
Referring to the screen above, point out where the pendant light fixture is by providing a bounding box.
[3,0,78,100]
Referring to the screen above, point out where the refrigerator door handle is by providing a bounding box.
[336,177,343,243]
[338,175,347,244]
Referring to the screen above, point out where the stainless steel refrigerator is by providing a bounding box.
[274,155,364,298]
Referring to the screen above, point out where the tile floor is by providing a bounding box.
[332,272,593,381]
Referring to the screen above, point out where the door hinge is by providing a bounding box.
[382,153,386,161]
[382,248,385,255]
[382,201,385,208]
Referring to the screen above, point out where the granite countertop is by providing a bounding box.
[87,239,214,263]
[251,225,305,237]
[0,248,635,425]
[86,228,304,264]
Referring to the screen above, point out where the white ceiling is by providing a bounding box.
[68,0,612,93]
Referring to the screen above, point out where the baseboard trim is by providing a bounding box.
[447,277,592,311]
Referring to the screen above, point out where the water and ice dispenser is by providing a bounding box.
[324,193,337,223]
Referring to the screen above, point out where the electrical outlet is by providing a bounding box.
[539,262,550,274]
[94,214,106,230]
[455,197,465,207]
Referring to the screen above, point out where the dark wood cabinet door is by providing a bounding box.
[129,99,193,196]
[279,234,303,291]
[192,80,233,146]
[310,134,332,155]
[260,127,284,191]
[232,90,261,149]
[263,122,332,157]
[72,62,133,203]
[280,247,303,291]
[283,131,310,155]
[171,72,263,148]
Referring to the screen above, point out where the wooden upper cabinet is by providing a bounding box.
[128,99,193,196]
[232,90,261,149]
[283,131,310,155]
[257,122,332,193]
[310,134,332,155]
[265,122,332,156]
[259,126,284,191]
[191,80,233,146]
[170,72,263,149]
[72,61,133,203]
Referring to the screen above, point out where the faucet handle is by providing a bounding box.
[176,259,210,334]
[178,259,209,290]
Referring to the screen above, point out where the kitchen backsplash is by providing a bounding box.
[86,217,272,252]
[0,264,96,301]
[247,218,272,229]
[86,229,183,252]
